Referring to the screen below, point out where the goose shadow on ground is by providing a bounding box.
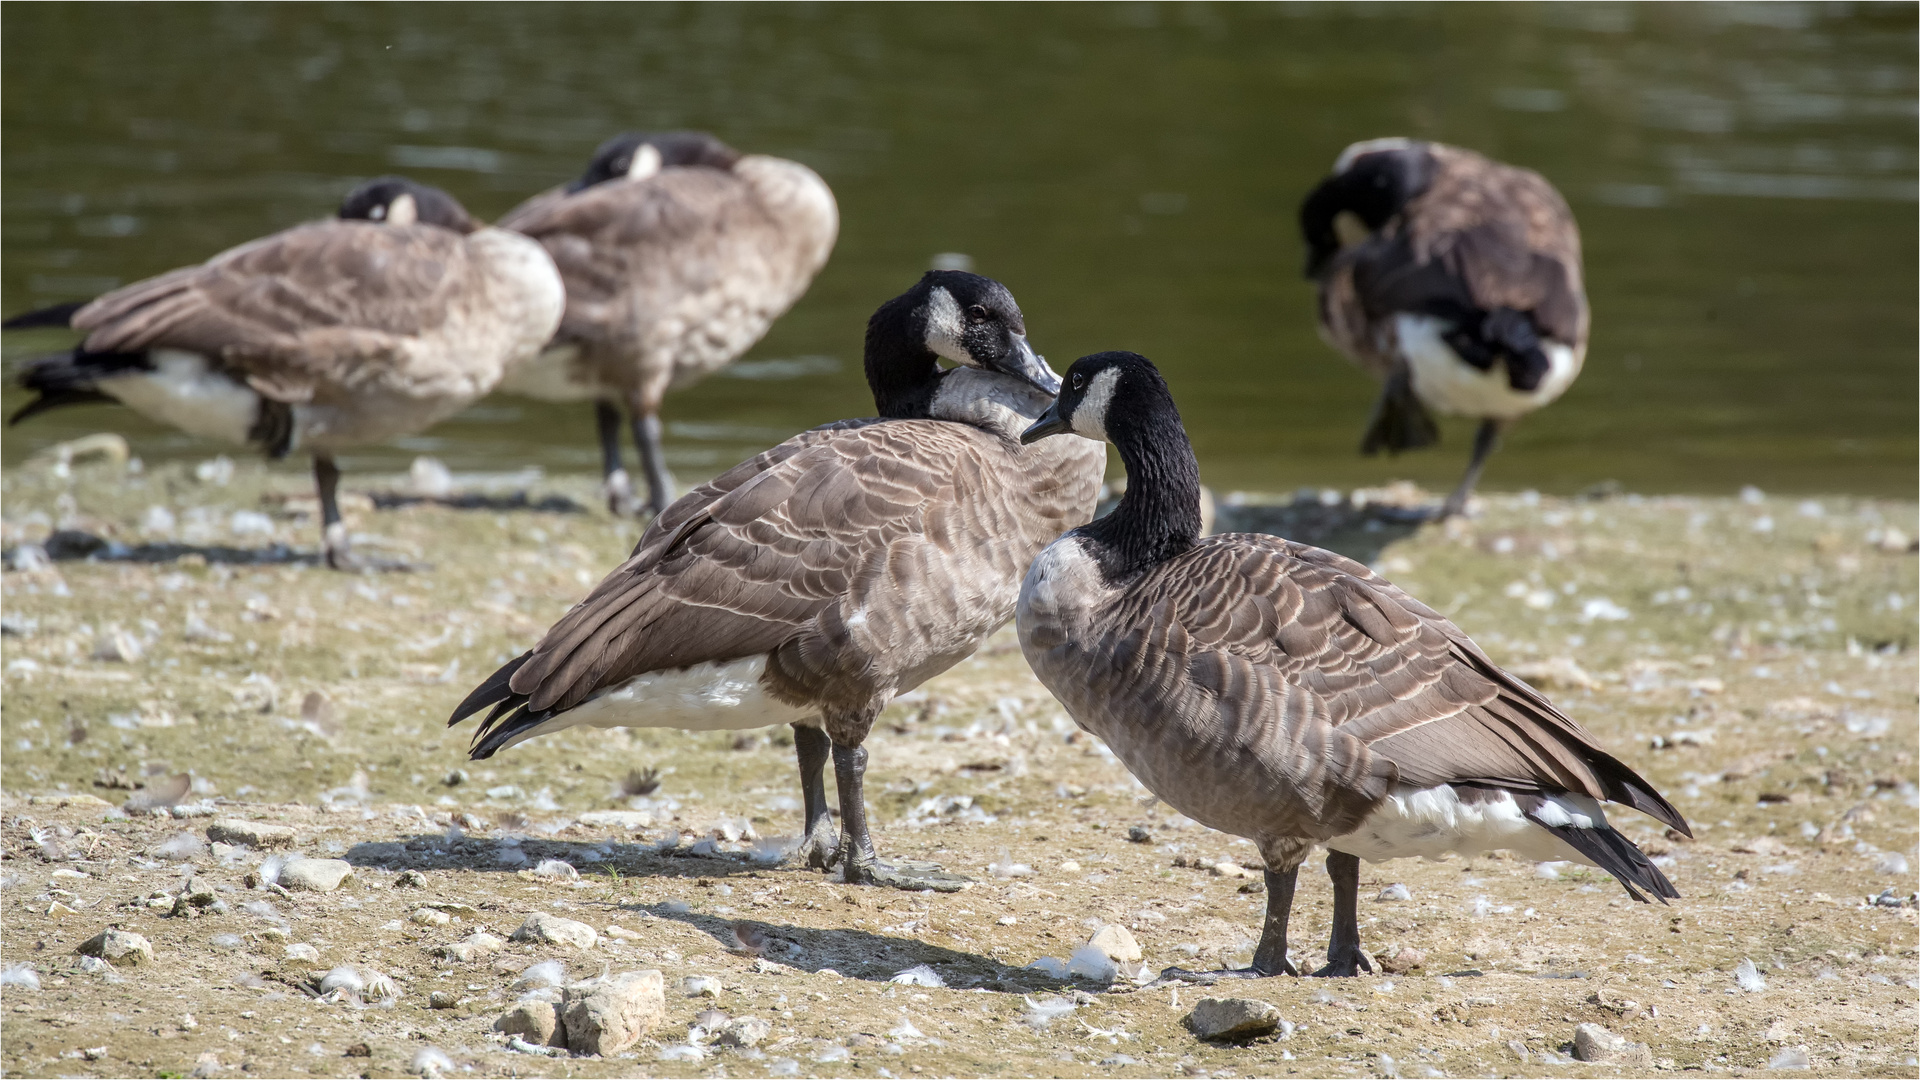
[343,832,1080,993]
[1214,495,1424,566]
[5,529,322,567]
[632,902,1081,993]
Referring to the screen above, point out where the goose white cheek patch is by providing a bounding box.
[627,143,663,181]
[922,286,971,366]
[1070,366,1121,441]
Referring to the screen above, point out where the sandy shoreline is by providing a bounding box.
[1,454,1914,1078]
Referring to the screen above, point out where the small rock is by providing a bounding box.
[206,819,296,849]
[395,870,427,888]
[718,1016,772,1049]
[1209,860,1253,879]
[1087,923,1143,963]
[512,912,597,950]
[1127,826,1152,843]
[682,975,721,997]
[278,858,353,892]
[1768,1045,1813,1070]
[410,907,451,926]
[428,991,458,1010]
[284,943,321,965]
[1379,946,1425,974]
[562,970,666,1056]
[343,1043,372,1058]
[434,931,504,963]
[494,1001,564,1047]
[1589,989,1643,1019]
[1375,883,1412,902]
[1571,1023,1653,1067]
[1185,997,1282,1042]
[76,929,153,967]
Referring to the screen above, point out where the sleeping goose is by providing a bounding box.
[450,271,1105,890]
[1300,138,1587,519]
[1017,351,1685,977]
[4,177,565,570]
[495,131,839,517]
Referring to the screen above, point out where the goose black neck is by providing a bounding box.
[864,293,943,419]
[1082,389,1203,580]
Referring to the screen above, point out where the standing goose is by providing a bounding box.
[450,271,1105,890]
[1017,352,1685,977]
[3,177,565,570]
[496,131,839,517]
[1300,138,1587,519]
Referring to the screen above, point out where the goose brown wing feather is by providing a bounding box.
[67,222,472,401]
[1096,533,1673,834]
[505,421,992,715]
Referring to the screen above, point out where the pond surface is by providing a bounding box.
[3,3,1914,496]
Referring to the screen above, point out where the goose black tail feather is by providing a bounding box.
[449,652,556,760]
[2,300,88,331]
[448,651,533,727]
[1536,820,1679,904]
[10,349,152,426]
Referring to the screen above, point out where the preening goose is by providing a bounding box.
[1300,138,1587,519]
[1017,351,1685,977]
[496,131,839,517]
[450,271,1105,890]
[4,177,565,570]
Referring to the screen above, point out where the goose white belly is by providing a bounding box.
[494,655,811,751]
[101,350,266,447]
[496,344,601,403]
[1395,314,1579,420]
[1327,784,1601,865]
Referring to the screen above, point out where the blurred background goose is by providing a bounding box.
[450,271,1105,890]
[1300,138,1587,519]
[1017,351,1685,978]
[3,177,564,569]
[496,131,839,517]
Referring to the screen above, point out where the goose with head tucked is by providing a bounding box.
[1017,351,1685,978]
[450,271,1105,890]
[496,131,839,518]
[1300,139,1587,519]
[3,177,565,570]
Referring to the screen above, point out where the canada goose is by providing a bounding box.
[450,271,1105,890]
[1018,352,1685,977]
[495,131,839,517]
[4,177,565,570]
[1300,139,1587,519]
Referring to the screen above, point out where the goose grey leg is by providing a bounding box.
[632,410,675,519]
[828,738,968,892]
[316,455,414,572]
[1313,850,1373,977]
[597,400,635,517]
[1153,867,1302,984]
[792,723,837,870]
[316,455,351,570]
[1438,419,1504,520]
[1251,867,1303,976]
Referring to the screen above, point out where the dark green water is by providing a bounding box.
[4,3,1915,497]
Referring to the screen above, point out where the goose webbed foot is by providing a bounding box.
[321,524,420,573]
[603,468,638,517]
[1311,946,1373,978]
[845,857,970,893]
[796,811,839,871]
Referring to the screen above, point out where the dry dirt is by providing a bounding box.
[1,452,1915,1079]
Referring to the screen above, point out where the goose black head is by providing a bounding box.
[1298,137,1434,279]
[339,177,477,233]
[865,271,1060,416]
[571,131,742,192]
[1020,350,1170,446]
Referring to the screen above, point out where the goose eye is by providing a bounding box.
[1070,372,1085,391]
[966,304,989,322]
